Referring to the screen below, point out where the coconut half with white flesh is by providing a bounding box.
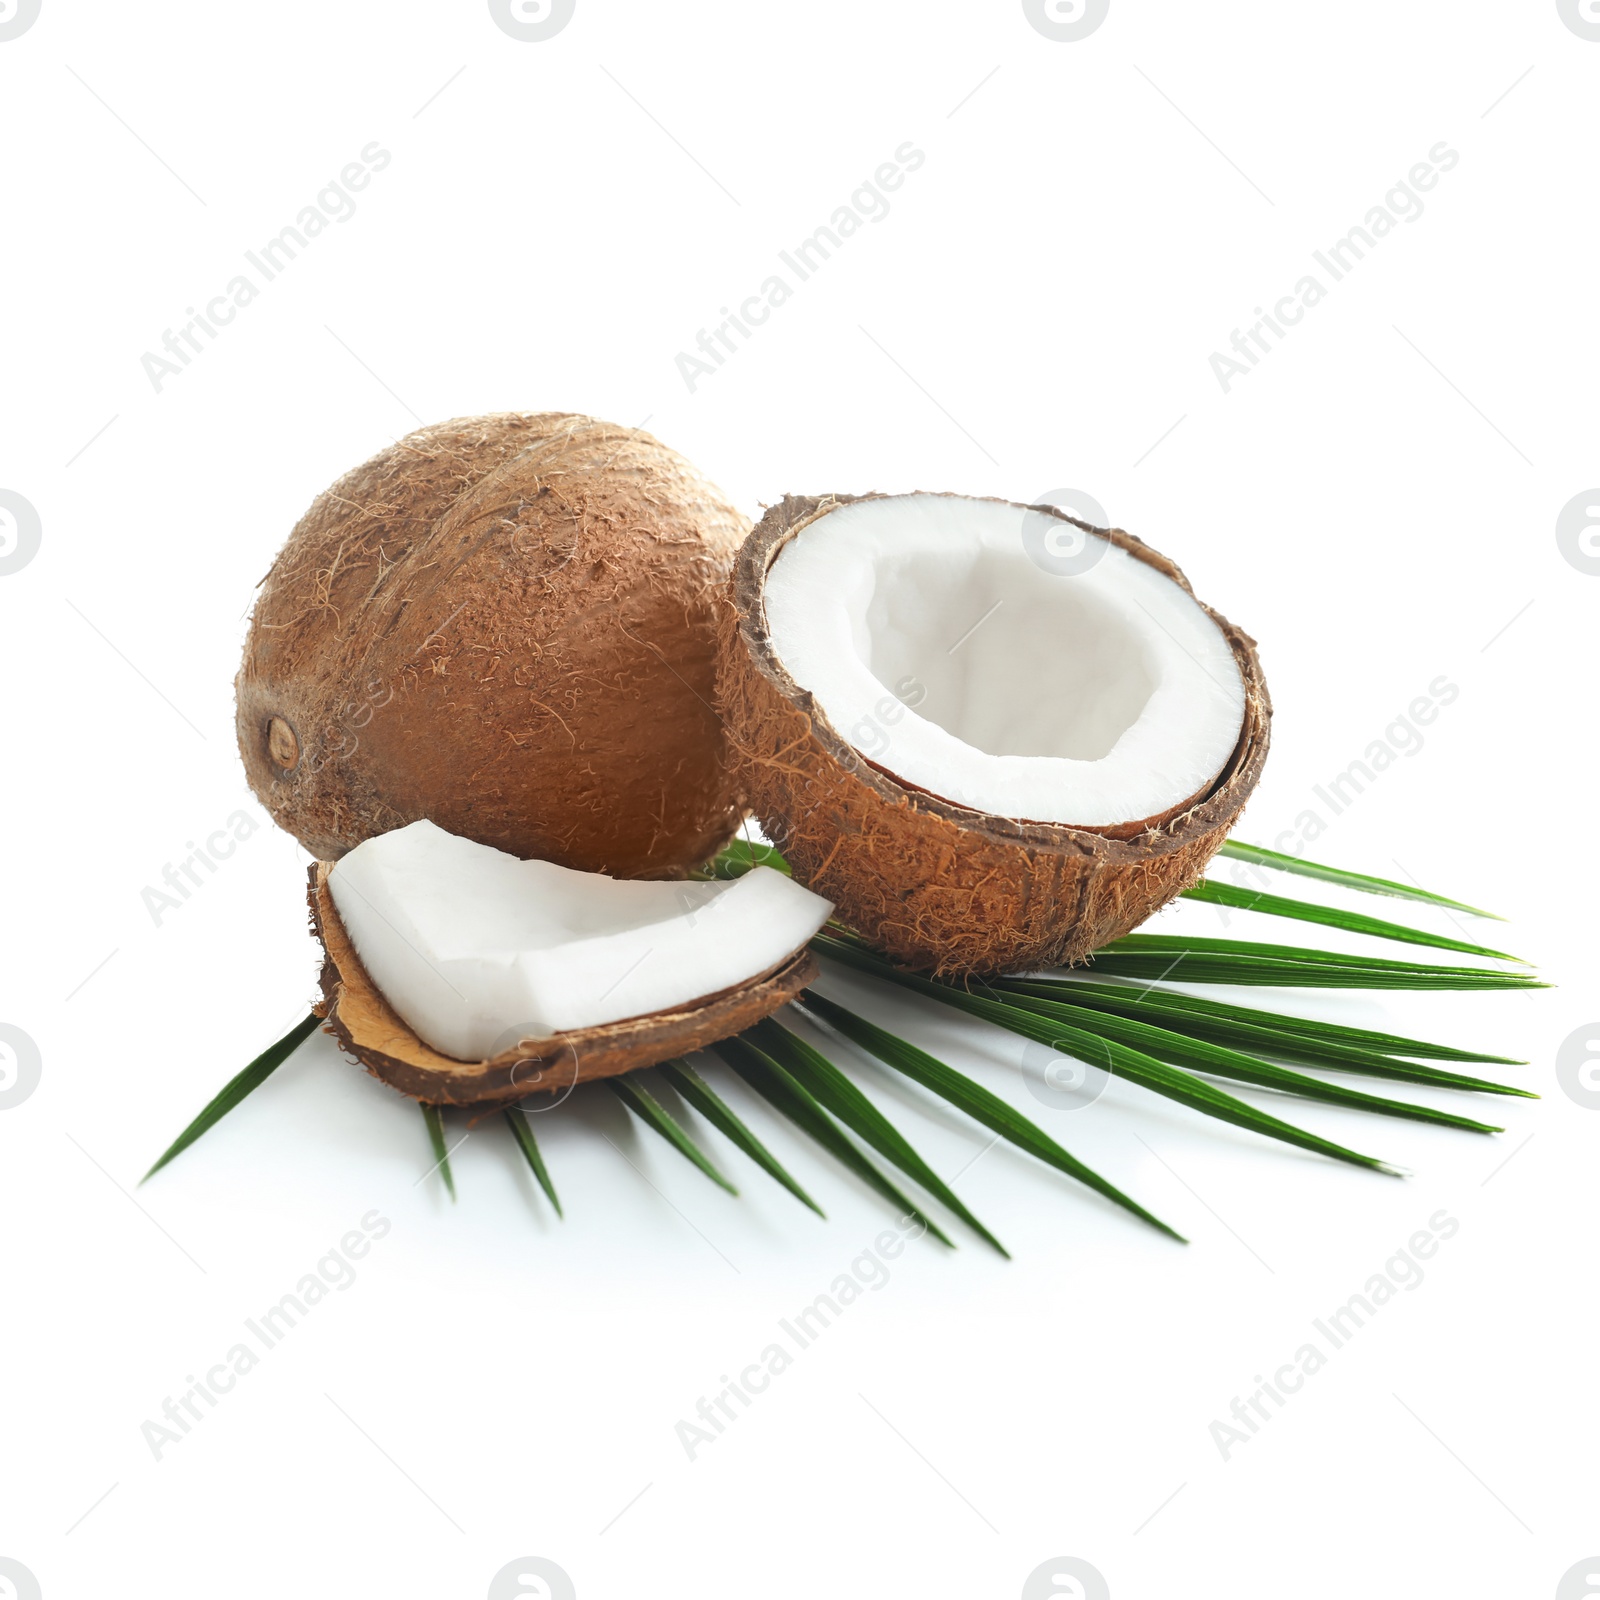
[310,820,833,1107]
[719,492,1271,975]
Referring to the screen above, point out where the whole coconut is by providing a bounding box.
[238,413,748,878]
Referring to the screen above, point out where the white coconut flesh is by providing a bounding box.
[328,820,834,1061]
[761,494,1247,828]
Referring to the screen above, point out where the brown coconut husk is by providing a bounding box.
[238,414,748,880]
[718,493,1271,977]
[307,863,816,1110]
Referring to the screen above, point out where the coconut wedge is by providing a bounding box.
[719,492,1271,975]
[308,823,830,1108]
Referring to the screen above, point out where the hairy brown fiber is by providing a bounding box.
[718,493,1271,976]
[238,413,748,878]
[308,864,816,1109]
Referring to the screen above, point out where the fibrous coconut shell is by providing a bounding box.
[238,413,748,879]
[717,493,1271,976]
[308,863,817,1109]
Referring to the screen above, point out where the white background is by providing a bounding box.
[2,2,1597,1597]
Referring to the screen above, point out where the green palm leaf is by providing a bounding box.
[1181,879,1518,961]
[1216,840,1503,919]
[700,839,792,879]
[503,1106,562,1216]
[149,835,1536,1253]
[979,986,1503,1133]
[747,1017,1008,1257]
[815,936,1400,1175]
[798,992,1182,1241]
[420,1103,456,1201]
[1086,934,1544,990]
[657,1058,823,1215]
[987,974,1522,1066]
[710,1035,953,1246]
[608,1075,737,1194]
[992,979,1530,1097]
[142,1012,320,1183]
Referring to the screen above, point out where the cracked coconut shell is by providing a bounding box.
[308,862,817,1109]
[717,493,1271,976]
[238,413,748,879]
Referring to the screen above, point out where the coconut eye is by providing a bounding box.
[265,716,300,773]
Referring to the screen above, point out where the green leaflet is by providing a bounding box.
[608,1075,737,1194]
[503,1106,562,1217]
[657,1059,824,1215]
[709,1034,953,1247]
[814,935,1399,1176]
[421,1103,456,1201]
[1216,840,1503,919]
[978,986,1503,1134]
[699,839,793,880]
[747,1017,1008,1257]
[1085,935,1544,990]
[1180,879,1518,961]
[985,973,1523,1067]
[142,1012,320,1183]
[797,992,1183,1241]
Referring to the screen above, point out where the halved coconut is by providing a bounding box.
[718,492,1270,975]
[310,821,831,1107]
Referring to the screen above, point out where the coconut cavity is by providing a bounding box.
[237,413,748,879]
[719,493,1271,975]
[328,821,832,1061]
[762,494,1245,829]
